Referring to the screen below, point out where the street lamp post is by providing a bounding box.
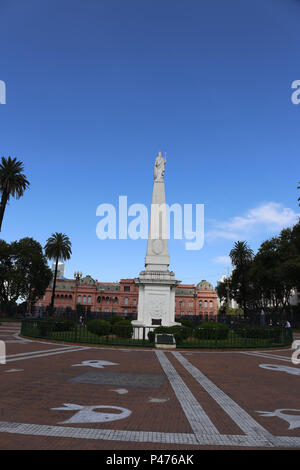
[226,279,230,315]
[74,271,82,324]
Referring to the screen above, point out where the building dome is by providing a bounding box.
[80,275,96,285]
[196,280,214,291]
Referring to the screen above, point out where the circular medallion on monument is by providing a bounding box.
[152,239,164,255]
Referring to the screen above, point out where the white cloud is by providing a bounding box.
[207,202,300,241]
[213,255,232,265]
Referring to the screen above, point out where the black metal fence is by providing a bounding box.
[3,304,300,328]
[20,319,293,349]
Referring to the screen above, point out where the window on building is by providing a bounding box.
[204,300,208,308]
[124,297,128,305]
[77,295,81,303]
[209,300,213,308]
[199,300,202,307]
[133,299,136,305]
[106,297,110,304]
[88,296,91,304]
[97,296,101,303]
[124,309,128,314]
[180,311,184,316]
[189,302,193,307]
[114,297,118,304]
[83,296,86,304]
[124,286,130,292]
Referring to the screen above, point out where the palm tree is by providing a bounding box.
[229,241,254,268]
[44,233,72,313]
[0,156,30,231]
[229,241,254,314]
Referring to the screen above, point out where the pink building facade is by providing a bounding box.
[36,276,218,318]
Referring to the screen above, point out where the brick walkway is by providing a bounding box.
[0,323,300,450]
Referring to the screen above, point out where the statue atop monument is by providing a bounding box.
[154,151,166,182]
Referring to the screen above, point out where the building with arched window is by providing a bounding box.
[35,276,218,318]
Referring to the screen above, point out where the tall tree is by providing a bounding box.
[229,241,254,267]
[229,241,254,313]
[13,238,53,310]
[0,157,30,231]
[0,238,52,309]
[44,233,72,312]
[249,227,300,314]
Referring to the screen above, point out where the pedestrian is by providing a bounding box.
[285,320,291,328]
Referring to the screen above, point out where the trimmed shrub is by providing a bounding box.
[34,319,75,336]
[195,322,229,340]
[52,320,75,332]
[112,320,133,338]
[37,321,52,337]
[110,316,123,325]
[234,326,281,341]
[87,319,111,336]
[179,320,194,328]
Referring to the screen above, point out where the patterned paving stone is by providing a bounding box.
[69,371,165,388]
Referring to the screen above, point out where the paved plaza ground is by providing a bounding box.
[0,322,300,450]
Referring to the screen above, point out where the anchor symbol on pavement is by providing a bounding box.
[259,364,300,376]
[51,403,131,424]
[256,409,300,430]
[72,360,119,369]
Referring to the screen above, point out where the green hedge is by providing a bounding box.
[195,322,229,340]
[35,319,75,337]
[87,319,134,338]
[111,320,133,338]
[179,320,194,328]
[87,319,111,336]
[109,316,124,325]
[234,326,281,340]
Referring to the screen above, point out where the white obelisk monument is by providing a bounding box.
[132,152,181,337]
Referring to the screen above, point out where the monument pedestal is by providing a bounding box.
[132,270,180,339]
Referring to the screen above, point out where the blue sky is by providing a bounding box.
[0,0,299,287]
